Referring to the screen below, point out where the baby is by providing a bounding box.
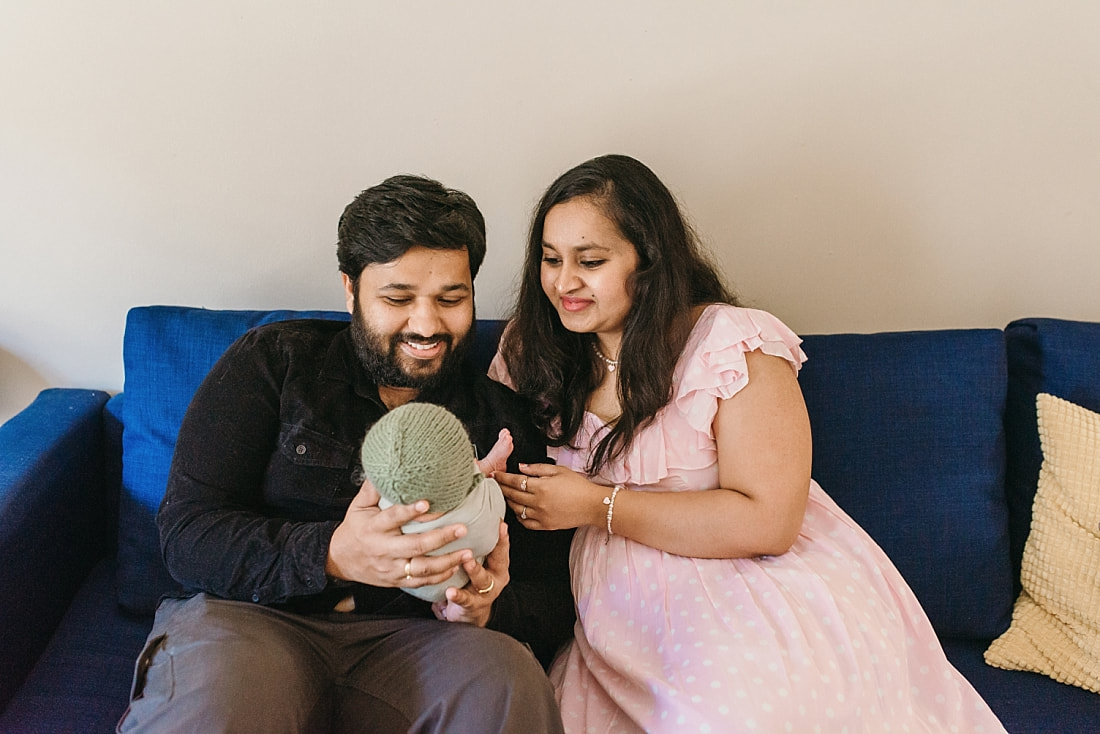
[359,401,507,604]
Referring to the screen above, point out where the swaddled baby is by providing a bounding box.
[360,402,506,603]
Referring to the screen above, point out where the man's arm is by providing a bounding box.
[156,329,337,604]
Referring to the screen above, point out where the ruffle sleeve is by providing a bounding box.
[672,305,807,434]
[592,305,807,486]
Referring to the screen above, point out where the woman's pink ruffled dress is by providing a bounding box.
[505,305,1005,734]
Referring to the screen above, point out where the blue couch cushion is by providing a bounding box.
[118,306,350,613]
[942,637,1100,733]
[798,329,1012,640]
[1004,318,1100,587]
[0,559,152,734]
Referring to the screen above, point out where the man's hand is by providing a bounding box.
[326,479,473,589]
[431,521,510,627]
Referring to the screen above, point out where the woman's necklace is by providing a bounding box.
[592,343,620,373]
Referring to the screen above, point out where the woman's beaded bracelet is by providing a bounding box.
[603,484,624,542]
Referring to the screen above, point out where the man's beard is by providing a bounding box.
[349,301,472,392]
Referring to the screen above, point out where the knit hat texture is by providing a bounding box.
[360,402,482,512]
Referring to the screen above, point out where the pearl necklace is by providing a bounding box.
[593,344,620,372]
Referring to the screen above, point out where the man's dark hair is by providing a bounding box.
[337,175,486,283]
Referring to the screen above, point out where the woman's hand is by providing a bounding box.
[431,521,510,627]
[496,463,608,531]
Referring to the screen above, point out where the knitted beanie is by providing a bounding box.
[360,402,482,513]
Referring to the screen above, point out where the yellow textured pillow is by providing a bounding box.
[985,393,1100,692]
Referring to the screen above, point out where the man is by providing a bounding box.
[118,176,573,733]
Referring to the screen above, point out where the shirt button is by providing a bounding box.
[296,444,307,455]
[252,593,261,602]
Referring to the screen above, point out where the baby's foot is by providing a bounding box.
[477,428,513,476]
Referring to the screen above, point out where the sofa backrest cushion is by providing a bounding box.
[119,305,507,614]
[1004,318,1100,586]
[119,307,349,612]
[798,328,1012,640]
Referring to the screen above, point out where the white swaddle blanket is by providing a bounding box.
[379,474,506,603]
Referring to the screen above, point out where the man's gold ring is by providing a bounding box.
[476,577,495,595]
[404,560,412,580]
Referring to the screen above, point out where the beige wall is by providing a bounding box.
[2,2,1098,424]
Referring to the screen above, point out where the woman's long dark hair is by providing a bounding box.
[501,154,738,474]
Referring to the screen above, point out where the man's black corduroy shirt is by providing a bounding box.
[157,318,574,666]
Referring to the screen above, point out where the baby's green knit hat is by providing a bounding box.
[360,402,482,513]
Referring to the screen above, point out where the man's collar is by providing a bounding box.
[322,328,379,403]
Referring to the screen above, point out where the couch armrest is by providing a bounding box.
[0,388,111,710]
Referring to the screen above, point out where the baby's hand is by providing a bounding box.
[477,428,513,476]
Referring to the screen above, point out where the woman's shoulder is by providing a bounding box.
[688,304,803,354]
[656,304,809,456]
[675,304,807,394]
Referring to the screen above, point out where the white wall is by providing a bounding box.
[2,2,1098,424]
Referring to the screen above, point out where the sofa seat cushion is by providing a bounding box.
[798,329,1012,639]
[0,558,153,734]
[943,638,1100,734]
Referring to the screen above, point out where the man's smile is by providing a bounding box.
[400,338,445,360]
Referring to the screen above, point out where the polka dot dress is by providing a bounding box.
[542,306,1006,734]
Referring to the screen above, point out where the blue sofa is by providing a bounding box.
[2,306,1098,733]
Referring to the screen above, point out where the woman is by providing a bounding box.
[491,154,1005,733]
